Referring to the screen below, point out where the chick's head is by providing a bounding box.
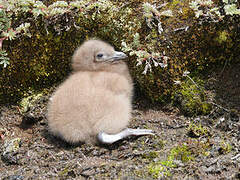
[72,39,127,72]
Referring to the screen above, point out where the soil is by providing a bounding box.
[0,64,240,180]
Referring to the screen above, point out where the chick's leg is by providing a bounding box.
[97,128,154,144]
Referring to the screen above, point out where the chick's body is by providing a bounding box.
[48,40,133,144]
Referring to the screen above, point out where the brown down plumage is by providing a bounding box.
[47,39,153,145]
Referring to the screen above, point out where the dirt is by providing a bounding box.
[0,64,240,179]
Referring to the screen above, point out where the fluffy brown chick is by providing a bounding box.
[48,39,153,145]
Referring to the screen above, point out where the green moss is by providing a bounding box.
[215,30,230,44]
[148,163,172,178]
[146,138,215,179]
[147,143,194,178]
[1,26,78,103]
[169,144,195,163]
[173,78,212,116]
[187,122,209,137]
[143,151,159,160]
[219,140,232,154]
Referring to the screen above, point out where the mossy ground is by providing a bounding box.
[0,63,239,179]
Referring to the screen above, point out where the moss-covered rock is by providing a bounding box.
[1,26,82,103]
[1,0,125,103]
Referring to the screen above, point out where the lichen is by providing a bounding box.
[3,138,22,155]
[19,92,43,113]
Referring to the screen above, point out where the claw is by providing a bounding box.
[97,128,155,144]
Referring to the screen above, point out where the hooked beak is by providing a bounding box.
[110,51,128,61]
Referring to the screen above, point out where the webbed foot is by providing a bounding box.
[97,128,155,144]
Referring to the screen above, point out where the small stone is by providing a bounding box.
[3,138,21,154]
[1,138,21,164]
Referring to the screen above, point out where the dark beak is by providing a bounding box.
[111,51,128,61]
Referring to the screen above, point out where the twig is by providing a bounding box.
[231,153,240,160]
[186,75,202,91]
[209,102,230,112]
[219,59,228,77]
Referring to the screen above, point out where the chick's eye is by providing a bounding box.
[97,53,103,58]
